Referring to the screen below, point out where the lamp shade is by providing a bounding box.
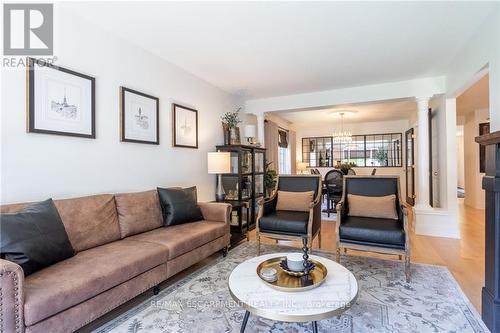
[297,162,309,172]
[207,152,231,174]
[244,124,257,138]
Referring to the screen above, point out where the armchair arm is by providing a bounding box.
[336,200,347,219]
[259,195,278,217]
[310,195,322,236]
[400,201,413,233]
[335,200,345,243]
[198,202,232,224]
[0,259,25,333]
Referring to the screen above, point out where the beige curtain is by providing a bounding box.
[289,130,297,174]
[264,120,279,172]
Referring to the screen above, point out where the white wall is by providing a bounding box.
[463,108,489,209]
[0,5,233,204]
[295,119,410,195]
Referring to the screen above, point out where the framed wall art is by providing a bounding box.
[172,103,198,148]
[120,87,159,144]
[27,57,95,138]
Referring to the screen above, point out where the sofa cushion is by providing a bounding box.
[115,190,163,238]
[157,187,203,226]
[54,194,121,252]
[23,239,168,326]
[259,210,310,236]
[339,215,405,246]
[127,220,227,260]
[0,199,74,276]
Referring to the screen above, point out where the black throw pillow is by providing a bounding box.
[0,199,75,276]
[157,186,204,226]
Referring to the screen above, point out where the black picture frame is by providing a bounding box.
[120,87,160,145]
[172,103,198,149]
[27,57,96,138]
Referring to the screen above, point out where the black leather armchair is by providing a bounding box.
[335,176,412,282]
[256,175,322,255]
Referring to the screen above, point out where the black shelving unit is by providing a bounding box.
[215,144,266,245]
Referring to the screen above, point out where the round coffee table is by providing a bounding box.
[228,253,358,333]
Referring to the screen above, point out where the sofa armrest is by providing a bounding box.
[0,259,25,333]
[198,202,231,224]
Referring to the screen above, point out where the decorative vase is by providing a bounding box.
[222,123,230,145]
[230,127,241,145]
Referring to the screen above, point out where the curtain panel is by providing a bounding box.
[264,120,279,172]
[289,130,297,174]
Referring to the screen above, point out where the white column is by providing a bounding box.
[256,113,265,146]
[416,96,432,209]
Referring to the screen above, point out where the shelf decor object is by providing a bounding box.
[256,255,327,292]
[207,152,231,202]
[27,57,95,138]
[221,107,242,145]
[120,87,159,144]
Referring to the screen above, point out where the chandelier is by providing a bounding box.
[333,112,352,143]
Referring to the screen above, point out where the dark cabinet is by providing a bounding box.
[215,145,266,245]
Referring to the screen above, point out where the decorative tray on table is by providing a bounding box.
[256,256,328,292]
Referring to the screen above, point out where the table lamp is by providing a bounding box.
[207,152,231,201]
[297,162,309,174]
[244,124,257,144]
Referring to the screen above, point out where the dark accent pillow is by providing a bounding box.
[157,187,203,226]
[0,199,75,276]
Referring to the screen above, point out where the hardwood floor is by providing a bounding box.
[249,198,485,311]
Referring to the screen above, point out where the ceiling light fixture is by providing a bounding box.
[333,112,352,144]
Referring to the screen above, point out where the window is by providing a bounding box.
[301,137,333,167]
[278,129,291,174]
[302,133,402,167]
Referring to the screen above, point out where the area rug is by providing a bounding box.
[93,242,488,333]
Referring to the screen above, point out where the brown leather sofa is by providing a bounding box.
[0,190,231,333]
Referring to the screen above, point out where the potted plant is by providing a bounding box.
[221,107,242,145]
[265,162,278,197]
[375,149,388,166]
[339,162,357,175]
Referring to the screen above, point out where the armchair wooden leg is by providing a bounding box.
[336,247,341,263]
[318,230,322,249]
[405,255,411,282]
[256,232,261,256]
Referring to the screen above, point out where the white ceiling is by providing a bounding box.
[274,99,416,125]
[66,2,495,98]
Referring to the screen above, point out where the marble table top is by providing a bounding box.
[228,253,358,322]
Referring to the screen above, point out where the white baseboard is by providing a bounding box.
[414,208,461,239]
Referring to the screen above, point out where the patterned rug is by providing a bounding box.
[93,242,488,333]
